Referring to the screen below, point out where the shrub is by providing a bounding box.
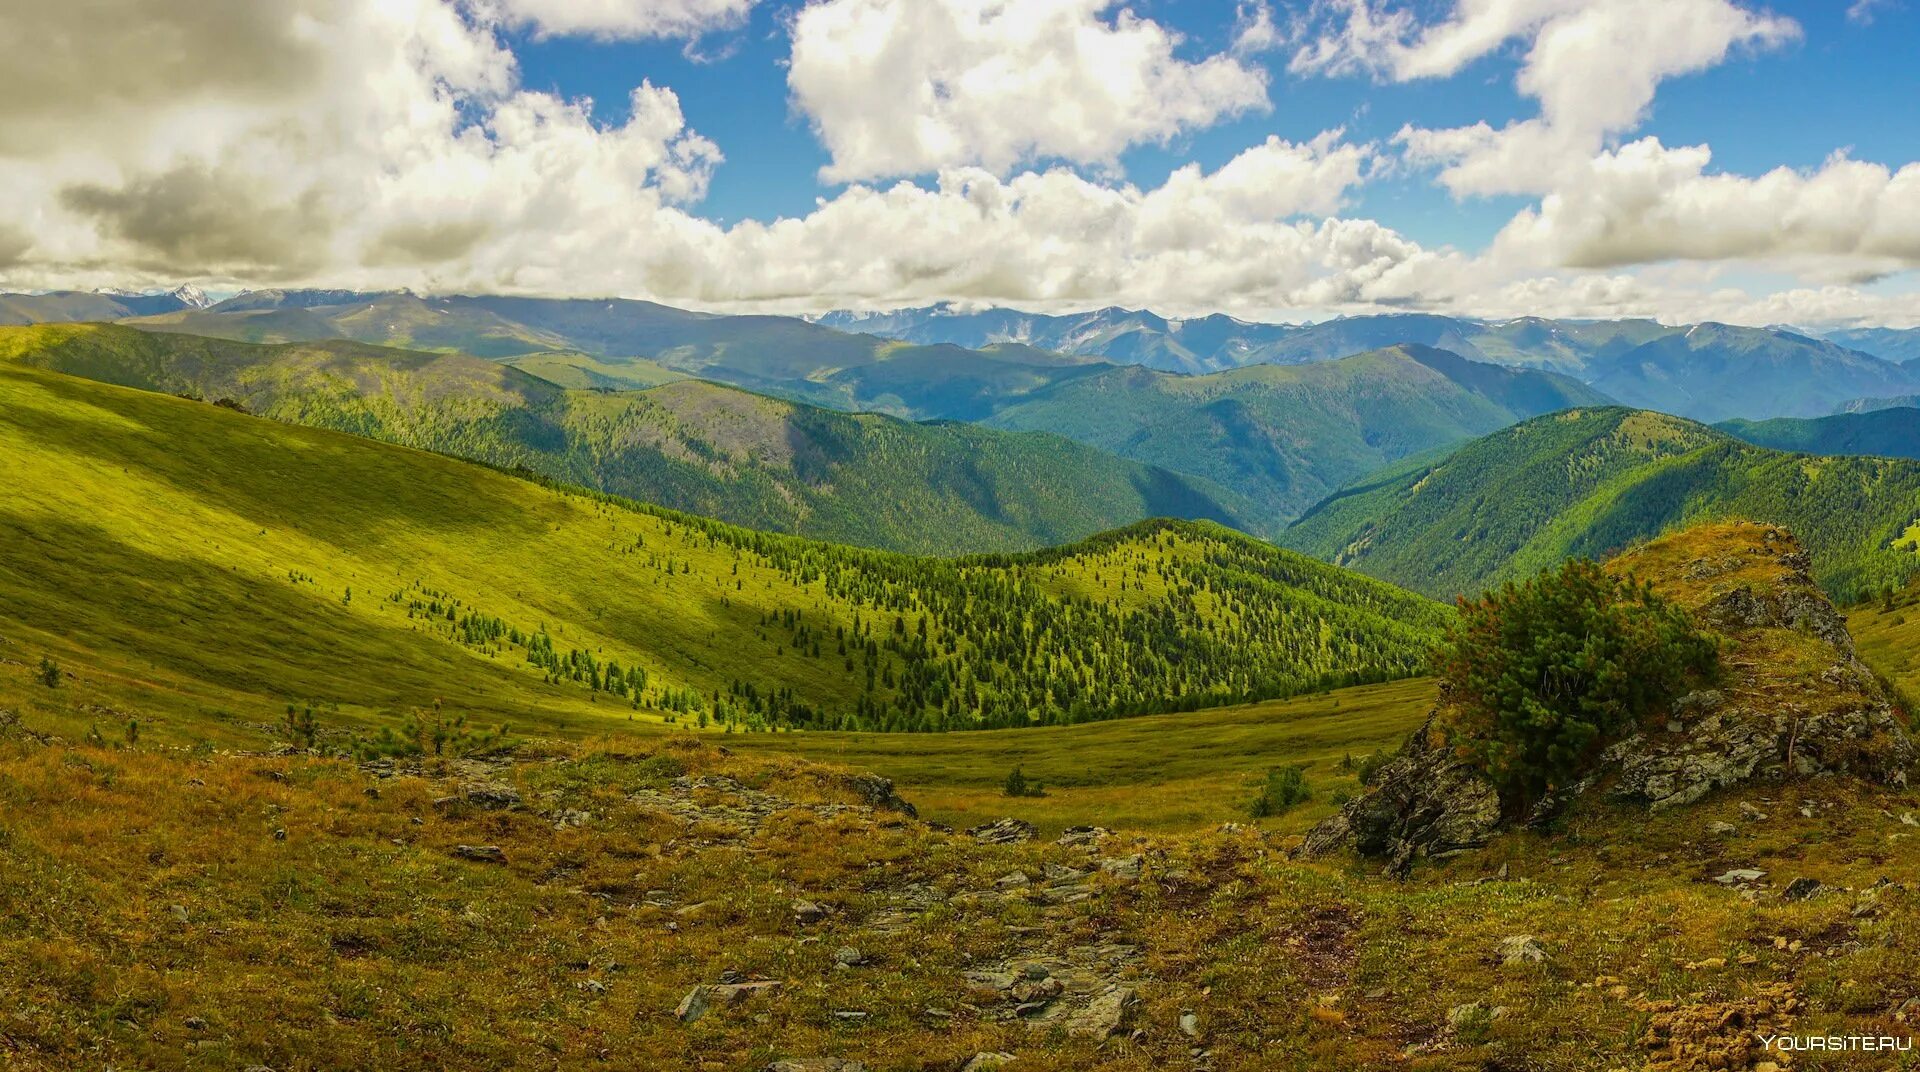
[284,705,321,751]
[1250,765,1311,818]
[1002,765,1045,797]
[37,657,60,688]
[1436,557,1717,810]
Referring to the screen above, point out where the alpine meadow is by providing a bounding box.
[5,3,1920,1071]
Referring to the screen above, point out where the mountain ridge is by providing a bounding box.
[0,323,1252,556]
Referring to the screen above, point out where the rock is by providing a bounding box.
[833,946,867,967]
[713,980,782,1005]
[184,1016,207,1030]
[1706,821,1738,837]
[674,985,711,1023]
[765,1060,865,1072]
[962,970,1018,992]
[792,899,829,925]
[1098,854,1144,880]
[1447,1002,1489,1028]
[1713,868,1767,885]
[959,1053,1016,1072]
[1740,802,1769,821]
[993,871,1031,890]
[967,818,1037,845]
[168,904,190,924]
[1781,877,1824,901]
[1299,714,1503,876]
[1055,826,1109,847]
[453,844,507,863]
[1672,690,1725,716]
[1178,1011,1200,1037]
[1065,986,1136,1040]
[1496,935,1549,965]
[831,772,917,818]
[462,784,522,810]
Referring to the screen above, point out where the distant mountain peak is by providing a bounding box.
[170,284,213,309]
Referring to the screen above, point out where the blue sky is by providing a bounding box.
[510,0,1920,251]
[5,0,1918,325]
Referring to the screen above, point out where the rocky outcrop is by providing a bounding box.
[1297,713,1503,876]
[1303,524,1916,874]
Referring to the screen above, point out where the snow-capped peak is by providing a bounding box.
[170,283,213,309]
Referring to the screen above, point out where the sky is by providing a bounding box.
[2,0,1917,326]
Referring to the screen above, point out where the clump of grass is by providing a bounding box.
[1250,765,1311,818]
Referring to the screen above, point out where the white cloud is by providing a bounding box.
[0,0,1912,330]
[1847,0,1896,25]
[1287,1,1920,294]
[1491,139,1920,275]
[787,0,1270,182]
[1373,0,1800,196]
[473,0,756,39]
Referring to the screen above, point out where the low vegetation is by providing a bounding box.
[1436,557,1719,809]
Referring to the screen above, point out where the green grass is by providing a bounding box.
[0,361,1444,748]
[743,678,1437,834]
[0,322,1253,556]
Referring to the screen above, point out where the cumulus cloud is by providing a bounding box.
[472,0,756,40]
[1492,140,1920,276]
[787,0,1271,182]
[0,1,720,282]
[1352,0,1801,196]
[1287,1,1920,290]
[2,0,1912,329]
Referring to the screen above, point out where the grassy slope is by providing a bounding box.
[1284,406,1920,602]
[743,678,1437,834]
[984,344,1609,528]
[0,323,1252,555]
[4,521,1917,1072]
[0,361,1443,746]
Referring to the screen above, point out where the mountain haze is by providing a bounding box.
[832,306,1917,422]
[983,343,1610,527]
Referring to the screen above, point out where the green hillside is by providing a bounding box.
[983,344,1609,527]
[1719,407,1920,459]
[1283,406,1920,602]
[0,360,1445,745]
[0,323,1249,555]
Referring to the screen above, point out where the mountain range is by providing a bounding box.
[1718,407,1920,460]
[0,323,1247,555]
[1282,406,1920,603]
[0,284,211,324]
[3,304,1605,531]
[827,305,1920,421]
[979,343,1605,524]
